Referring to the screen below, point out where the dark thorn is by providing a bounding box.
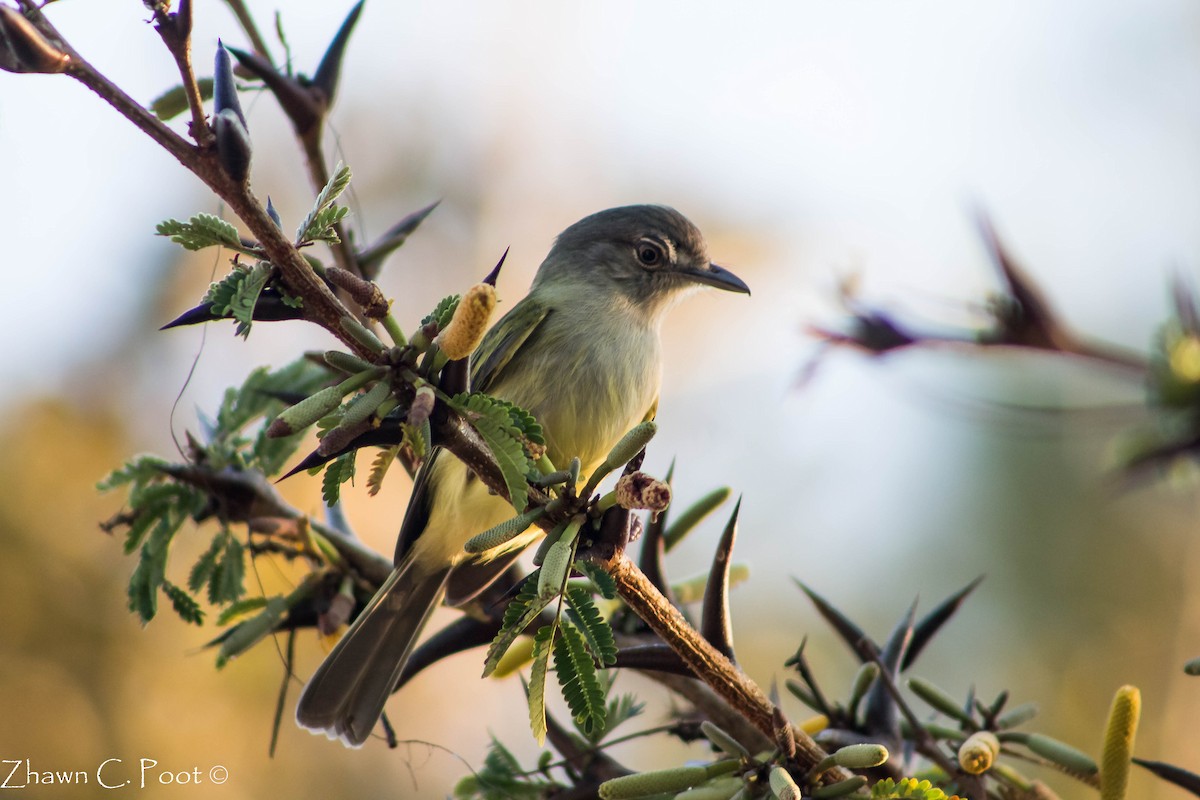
[1133,758,1200,796]
[277,418,405,480]
[974,209,1074,352]
[638,487,675,605]
[784,638,834,718]
[438,353,470,395]
[175,0,192,38]
[159,289,307,330]
[986,689,1009,723]
[213,109,252,182]
[0,5,68,74]
[213,41,247,129]
[483,247,509,287]
[310,0,364,105]
[356,200,440,278]
[266,196,282,229]
[623,448,646,476]
[794,579,879,663]
[610,644,693,676]
[700,496,741,662]
[587,505,632,563]
[902,575,984,671]
[226,44,321,134]
[862,598,917,741]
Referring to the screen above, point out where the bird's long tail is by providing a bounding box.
[295,559,450,747]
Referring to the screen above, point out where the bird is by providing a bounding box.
[295,204,750,746]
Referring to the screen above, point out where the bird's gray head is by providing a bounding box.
[532,205,749,319]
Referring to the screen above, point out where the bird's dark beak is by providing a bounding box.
[679,262,751,295]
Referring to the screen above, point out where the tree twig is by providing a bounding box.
[602,552,851,783]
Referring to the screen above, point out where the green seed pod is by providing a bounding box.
[995,702,1039,730]
[1185,657,1200,676]
[324,350,375,374]
[767,766,801,800]
[784,679,820,712]
[907,677,974,725]
[599,766,710,800]
[267,385,346,437]
[832,743,889,770]
[1021,733,1098,775]
[700,721,749,759]
[341,379,391,426]
[847,661,880,719]
[464,507,546,554]
[810,776,868,799]
[340,315,385,353]
[958,731,1000,775]
[1100,685,1140,800]
[674,776,745,800]
[606,421,657,470]
[537,539,574,599]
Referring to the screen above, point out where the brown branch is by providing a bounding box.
[602,553,851,783]
[151,0,213,148]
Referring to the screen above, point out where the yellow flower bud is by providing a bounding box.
[958,731,1000,774]
[1100,685,1140,800]
[437,283,496,360]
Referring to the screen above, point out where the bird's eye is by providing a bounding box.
[636,240,666,267]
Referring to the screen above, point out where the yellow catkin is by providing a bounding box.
[436,283,496,360]
[1100,685,1141,800]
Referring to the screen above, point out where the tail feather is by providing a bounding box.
[296,560,450,747]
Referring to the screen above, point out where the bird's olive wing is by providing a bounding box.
[469,295,551,393]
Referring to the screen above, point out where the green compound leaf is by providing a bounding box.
[162,580,204,625]
[321,451,356,506]
[553,620,607,735]
[574,559,617,600]
[297,162,351,243]
[150,77,215,121]
[216,595,287,668]
[302,204,350,245]
[216,595,270,626]
[209,532,246,605]
[188,531,225,593]
[97,454,170,492]
[157,213,245,252]
[422,293,460,329]
[564,584,617,666]
[229,261,272,338]
[453,392,537,511]
[483,575,554,677]
[528,625,554,746]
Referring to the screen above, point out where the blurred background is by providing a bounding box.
[1,1,1198,797]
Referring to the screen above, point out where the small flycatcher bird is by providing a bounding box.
[296,205,750,746]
